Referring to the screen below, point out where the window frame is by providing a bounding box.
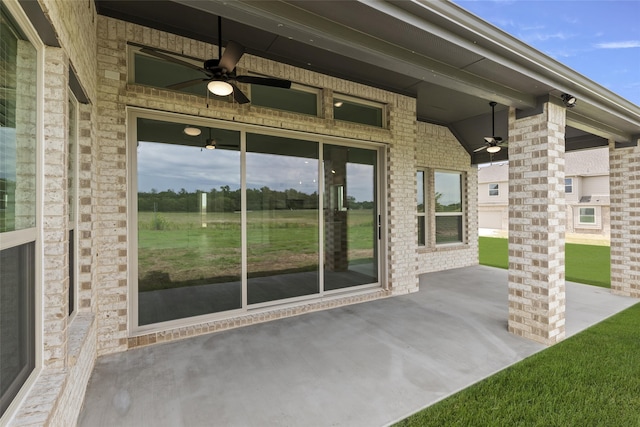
[67,90,79,318]
[578,206,597,225]
[416,169,427,246]
[127,107,387,334]
[565,178,573,194]
[434,170,465,246]
[0,0,43,421]
[488,183,499,197]
[333,93,386,128]
[248,78,321,116]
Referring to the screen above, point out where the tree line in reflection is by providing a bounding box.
[138,186,374,212]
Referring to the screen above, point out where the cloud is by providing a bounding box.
[594,41,640,49]
[523,32,574,42]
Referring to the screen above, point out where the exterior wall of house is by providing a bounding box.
[478,152,610,236]
[6,0,99,425]
[416,122,479,272]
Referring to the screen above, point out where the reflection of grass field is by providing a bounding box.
[138,210,375,291]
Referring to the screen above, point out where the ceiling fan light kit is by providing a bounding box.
[208,80,233,96]
[142,15,291,105]
[183,126,201,136]
[474,101,508,155]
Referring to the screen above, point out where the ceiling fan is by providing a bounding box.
[474,101,508,154]
[140,16,291,104]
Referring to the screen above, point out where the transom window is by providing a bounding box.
[250,82,319,116]
[489,183,499,196]
[333,94,384,127]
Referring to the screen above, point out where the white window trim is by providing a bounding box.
[577,206,599,227]
[434,170,465,246]
[417,169,427,246]
[68,90,79,319]
[488,183,499,197]
[0,0,44,423]
[565,177,573,194]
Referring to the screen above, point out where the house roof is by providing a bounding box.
[78,1,635,162]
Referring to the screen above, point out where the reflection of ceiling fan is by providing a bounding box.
[474,101,508,154]
[141,16,291,104]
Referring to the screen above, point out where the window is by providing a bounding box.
[579,207,596,224]
[417,170,426,246]
[565,178,573,193]
[68,93,78,316]
[1,3,38,417]
[435,171,464,244]
[130,46,227,99]
[250,83,318,116]
[488,183,499,196]
[333,95,384,127]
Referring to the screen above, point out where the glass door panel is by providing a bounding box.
[246,134,319,304]
[323,145,378,290]
[136,118,241,325]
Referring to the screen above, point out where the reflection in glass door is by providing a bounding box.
[136,118,242,325]
[323,145,378,290]
[246,134,320,304]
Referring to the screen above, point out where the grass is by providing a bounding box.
[137,210,376,291]
[479,236,611,288]
[395,303,640,427]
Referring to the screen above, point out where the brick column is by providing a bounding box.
[609,141,640,298]
[507,103,566,346]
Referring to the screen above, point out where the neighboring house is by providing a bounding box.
[478,148,610,236]
[1,1,638,425]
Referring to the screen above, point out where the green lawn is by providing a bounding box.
[479,236,611,288]
[395,303,640,426]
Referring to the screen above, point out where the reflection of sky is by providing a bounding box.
[0,128,17,180]
[138,141,375,202]
[246,152,318,195]
[138,142,240,192]
[435,171,462,205]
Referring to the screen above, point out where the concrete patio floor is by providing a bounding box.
[77,265,637,427]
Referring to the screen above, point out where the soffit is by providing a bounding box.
[93,0,639,161]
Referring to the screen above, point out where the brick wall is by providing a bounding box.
[609,142,640,297]
[507,103,566,346]
[94,16,442,349]
[415,122,479,273]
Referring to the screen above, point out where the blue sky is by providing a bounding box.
[453,0,640,106]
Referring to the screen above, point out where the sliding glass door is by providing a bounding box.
[134,114,381,327]
[136,118,242,325]
[323,145,378,290]
[246,134,319,304]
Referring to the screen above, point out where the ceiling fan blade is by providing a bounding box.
[229,83,250,104]
[167,78,207,90]
[499,142,509,147]
[235,75,292,88]
[483,136,495,144]
[218,41,245,72]
[140,48,207,74]
[474,145,488,153]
